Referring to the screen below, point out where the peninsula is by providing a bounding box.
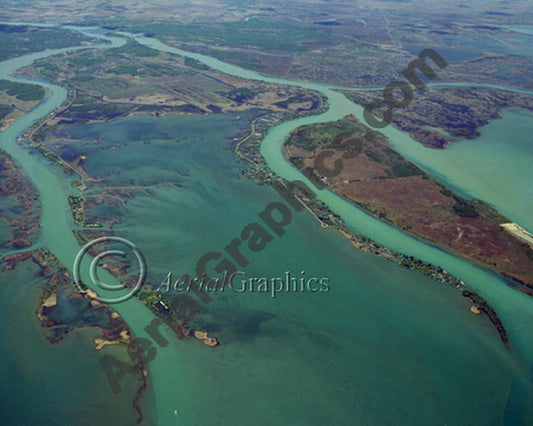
[284,115,533,293]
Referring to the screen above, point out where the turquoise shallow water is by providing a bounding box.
[0,22,532,425]
[0,258,149,425]
[378,107,533,232]
[61,113,532,425]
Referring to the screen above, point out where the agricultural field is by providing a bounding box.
[2,0,532,88]
[284,115,533,289]
[0,80,46,130]
[21,39,323,142]
[0,24,98,61]
[344,87,533,148]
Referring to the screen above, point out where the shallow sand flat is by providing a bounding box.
[42,293,57,308]
[94,330,130,350]
[501,222,533,247]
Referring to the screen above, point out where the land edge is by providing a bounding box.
[1,248,148,424]
[232,115,512,347]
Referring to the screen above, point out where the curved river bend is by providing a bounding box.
[1,22,532,424]
[131,32,533,363]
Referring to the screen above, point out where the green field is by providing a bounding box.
[0,25,96,61]
[0,79,45,102]
[122,20,335,52]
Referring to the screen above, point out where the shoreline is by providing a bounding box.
[280,114,533,291]
[8,247,150,423]
[1,22,529,423]
[234,120,514,346]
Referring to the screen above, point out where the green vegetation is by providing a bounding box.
[108,64,140,76]
[36,145,64,165]
[71,75,94,83]
[453,202,478,217]
[68,196,85,226]
[287,115,366,151]
[462,290,509,345]
[39,248,70,278]
[123,20,335,52]
[452,195,479,218]
[73,230,88,246]
[67,55,104,68]
[364,147,383,164]
[0,104,12,120]
[184,57,210,70]
[68,196,102,228]
[33,62,63,74]
[198,48,261,69]
[0,25,97,61]
[42,248,62,269]
[41,283,58,302]
[226,87,256,102]
[347,235,465,290]
[60,95,130,122]
[441,187,504,220]
[108,40,159,57]
[275,93,317,109]
[440,187,453,197]
[138,291,178,322]
[0,80,45,101]
[326,131,352,148]
[391,161,423,178]
[472,200,509,224]
[287,114,422,180]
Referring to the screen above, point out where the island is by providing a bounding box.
[283,114,533,293]
[0,148,40,250]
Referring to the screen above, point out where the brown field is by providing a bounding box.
[285,115,533,290]
[0,153,41,250]
[343,88,533,148]
[20,43,323,143]
[0,90,43,131]
[3,0,531,89]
